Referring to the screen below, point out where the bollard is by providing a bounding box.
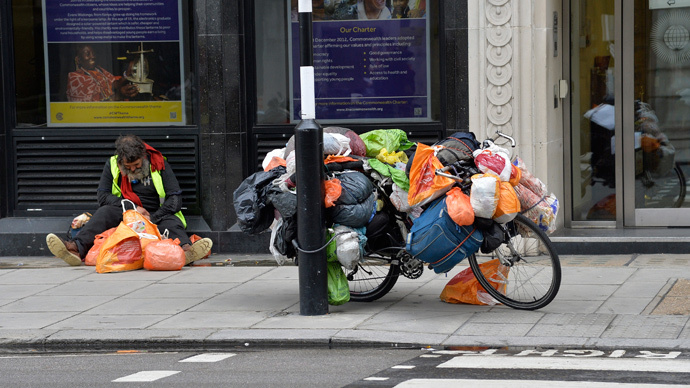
[296,1,328,316]
[295,119,328,316]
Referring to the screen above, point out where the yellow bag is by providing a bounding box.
[440,259,508,305]
[96,222,143,273]
[376,148,408,164]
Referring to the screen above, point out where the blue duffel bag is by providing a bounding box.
[406,197,483,274]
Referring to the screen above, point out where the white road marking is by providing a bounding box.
[394,379,683,387]
[364,377,390,381]
[113,370,180,382]
[437,356,690,373]
[392,365,416,369]
[179,353,236,363]
[420,355,441,358]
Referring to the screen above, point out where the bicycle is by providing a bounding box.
[635,162,686,208]
[347,131,561,311]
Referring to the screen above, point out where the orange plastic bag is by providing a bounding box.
[407,143,454,206]
[509,164,521,186]
[121,199,161,254]
[264,156,287,171]
[324,178,342,208]
[493,182,521,224]
[144,238,185,271]
[96,222,143,273]
[122,200,161,239]
[440,259,509,305]
[445,187,474,226]
[190,234,212,259]
[85,227,116,266]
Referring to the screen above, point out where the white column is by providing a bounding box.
[467,0,565,229]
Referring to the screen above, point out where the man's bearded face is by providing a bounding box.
[120,157,150,182]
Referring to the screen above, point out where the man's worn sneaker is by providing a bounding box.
[185,238,213,265]
[46,233,82,266]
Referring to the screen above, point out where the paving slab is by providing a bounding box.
[1,255,690,351]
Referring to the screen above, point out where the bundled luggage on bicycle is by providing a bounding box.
[233,128,561,310]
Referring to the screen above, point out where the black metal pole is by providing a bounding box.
[296,4,328,316]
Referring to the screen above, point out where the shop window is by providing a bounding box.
[11,0,196,128]
[254,0,440,125]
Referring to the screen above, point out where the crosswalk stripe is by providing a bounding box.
[437,356,690,373]
[112,371,180,382]
[394,379,680,387]
[179,353,236,363]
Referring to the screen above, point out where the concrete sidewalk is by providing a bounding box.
[1,254,690,353]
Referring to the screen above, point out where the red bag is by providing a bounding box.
[144,238,185,271]
[96,222,143,273]
[440,259,509,305]
[85,227,116,266]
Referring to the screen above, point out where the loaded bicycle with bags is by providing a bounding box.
[233,128,560,310]
[346,131,561,310]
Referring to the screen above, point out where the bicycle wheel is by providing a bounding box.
[468,213,561,310]
[636,163,686,208]
[348,248,401,302]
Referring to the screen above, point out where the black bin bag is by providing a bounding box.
[233,166,286,235]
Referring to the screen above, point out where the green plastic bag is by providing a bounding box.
[359,129,414,158]
[368,158,410,192]
[326,232,350,305]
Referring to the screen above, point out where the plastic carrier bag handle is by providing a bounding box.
[121,199,137,212]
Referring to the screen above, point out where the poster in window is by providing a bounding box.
[42,0,186,126]
[289,0,429,123]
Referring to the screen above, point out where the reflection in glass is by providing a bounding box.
[571,0,617,221]
[633,3,688,210]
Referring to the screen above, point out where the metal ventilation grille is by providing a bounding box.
[13,136,199,215]
[253,128,444,171]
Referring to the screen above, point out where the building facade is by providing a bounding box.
[0,0,686,256]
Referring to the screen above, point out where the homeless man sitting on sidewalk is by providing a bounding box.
[46,134,212,266]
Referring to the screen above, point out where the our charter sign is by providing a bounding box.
[290,1,430,123]
[42,0,186,126]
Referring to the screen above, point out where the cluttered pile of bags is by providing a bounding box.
[233,127,559,305]
[70,200,210,274]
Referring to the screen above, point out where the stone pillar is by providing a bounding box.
[468,0,564,228]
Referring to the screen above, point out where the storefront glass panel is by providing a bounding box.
[11,0,196,128]
[254,0,441,125]
[629,0,690,225]
[570,0,617,221]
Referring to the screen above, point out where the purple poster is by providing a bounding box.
[290,1,429,122]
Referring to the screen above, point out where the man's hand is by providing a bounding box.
[113,78,139,100]
[136,206,151,221]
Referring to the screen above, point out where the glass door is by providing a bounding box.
[623,0,690,226]
[569,0,690,227]
[569,0,618,224]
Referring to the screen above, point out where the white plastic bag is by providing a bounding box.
[473,148,512,182]
[262,147,286,170]
[333,225,362,271]
[324,133,352,156]
[470,173,500,219]
[269,219,288,266]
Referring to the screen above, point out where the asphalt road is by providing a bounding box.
[2,347,690,387]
